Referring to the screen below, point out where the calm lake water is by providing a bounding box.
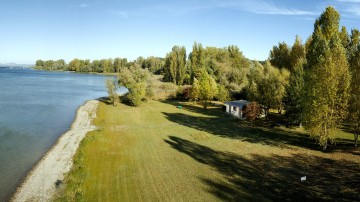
[0,67,122,201]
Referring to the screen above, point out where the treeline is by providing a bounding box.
[254,7,359,150]
[36,6,360,150]
[160,6,360,150]
[34,56,163,74]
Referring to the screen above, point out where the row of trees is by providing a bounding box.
[163,43,251,93]
[34,57,163,74]
[264,7,360,150]
[160,7,359,150]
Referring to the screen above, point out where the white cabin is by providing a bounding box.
[224,100,251,119]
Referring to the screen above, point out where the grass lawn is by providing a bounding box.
[56,100,360,201]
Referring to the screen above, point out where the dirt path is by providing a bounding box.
[11,100,99,202]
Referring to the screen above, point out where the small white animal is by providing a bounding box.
[301,176,306,181]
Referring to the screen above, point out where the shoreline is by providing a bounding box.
[11,100,99,202]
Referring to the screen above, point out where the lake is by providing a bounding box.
[0,67,123,201]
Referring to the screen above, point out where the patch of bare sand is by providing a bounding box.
[11,100,99,202]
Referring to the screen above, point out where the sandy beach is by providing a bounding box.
[11,100,99,202]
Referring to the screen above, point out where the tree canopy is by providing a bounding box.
[303,6,351,150]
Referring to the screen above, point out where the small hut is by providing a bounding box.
[224,100,251,119]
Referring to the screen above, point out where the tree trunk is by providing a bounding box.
[322,140,328,151]
[355,133,358,148]
[265,108,269,120]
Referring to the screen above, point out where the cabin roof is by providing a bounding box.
[224,100,251,108]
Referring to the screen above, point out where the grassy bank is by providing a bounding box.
[57,100,360,201]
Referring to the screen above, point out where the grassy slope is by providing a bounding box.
[58,100,360,201]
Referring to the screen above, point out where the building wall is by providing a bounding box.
[225,104,244,119]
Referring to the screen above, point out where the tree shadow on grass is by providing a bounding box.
[162,111,320,151]
[160,100,225,117]
[97,96,113,105]
[161,100,359,152]
[164,136,360,201]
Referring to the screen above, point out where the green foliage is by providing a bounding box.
[119,65,150,106]
[198,72,218,109]
[106,79,119,106]
[143,56,163,74]
[113,58,127,73]
[202,45,250,94]
[190,78,200,102]
[269,42,291,70]
[34,59,66,71]
[216,85,230,102]
[163,46,187,85]
[128,83,146,106]
[348,29,360,147]
[289,36,306,71]
[247,61,289,117]
[339,26,350,49]
[303,6,351,150]
[190,42,206,83]
[34,57,129,73]
[100,59,114,73]
[284,59,305,125]
[69,59,81,72]
[145,81,155,100]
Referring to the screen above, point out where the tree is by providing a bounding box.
[106,79,119,106]
[339,26,350,49]
[269,42,291,70]
[143,56,163,74]
[216,85,230,102]
[68,59,80,72]
[163,46,187,85]
[284,59,305,125]
[190,42,205,83]
[35,60,44,69]
[114,58,126,73]
[243,102,261,123]
[198,72,218,109]
[119,65,149,106]
[101,59,114,73]
[289,36,306,70]
[190,77,200,103]
[348,29,360,147]
[303,7,351,150]
[247,61,289,117]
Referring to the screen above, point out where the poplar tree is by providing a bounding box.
[289,36,306,70]
[269,42,291,70]
[198,72,217,109]
[284,36,306,125]
[303,7,351,150]
[190,78,200,103]
[190,42,205,83]
[348,29,360,147]
[284,59,305,125]
[163,46,186,85]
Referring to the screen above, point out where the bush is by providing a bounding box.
[176,85,192,100]
[243,102,261,123]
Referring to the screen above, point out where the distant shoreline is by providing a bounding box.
[11,100,99,202]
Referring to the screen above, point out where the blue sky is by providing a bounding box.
[1,0,360,64]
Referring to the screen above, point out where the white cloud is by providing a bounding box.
[108,0,315,18]
[346,6,360,15]
[214,0,316,16]
[337,0,360,3]
[71,3,88,8]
